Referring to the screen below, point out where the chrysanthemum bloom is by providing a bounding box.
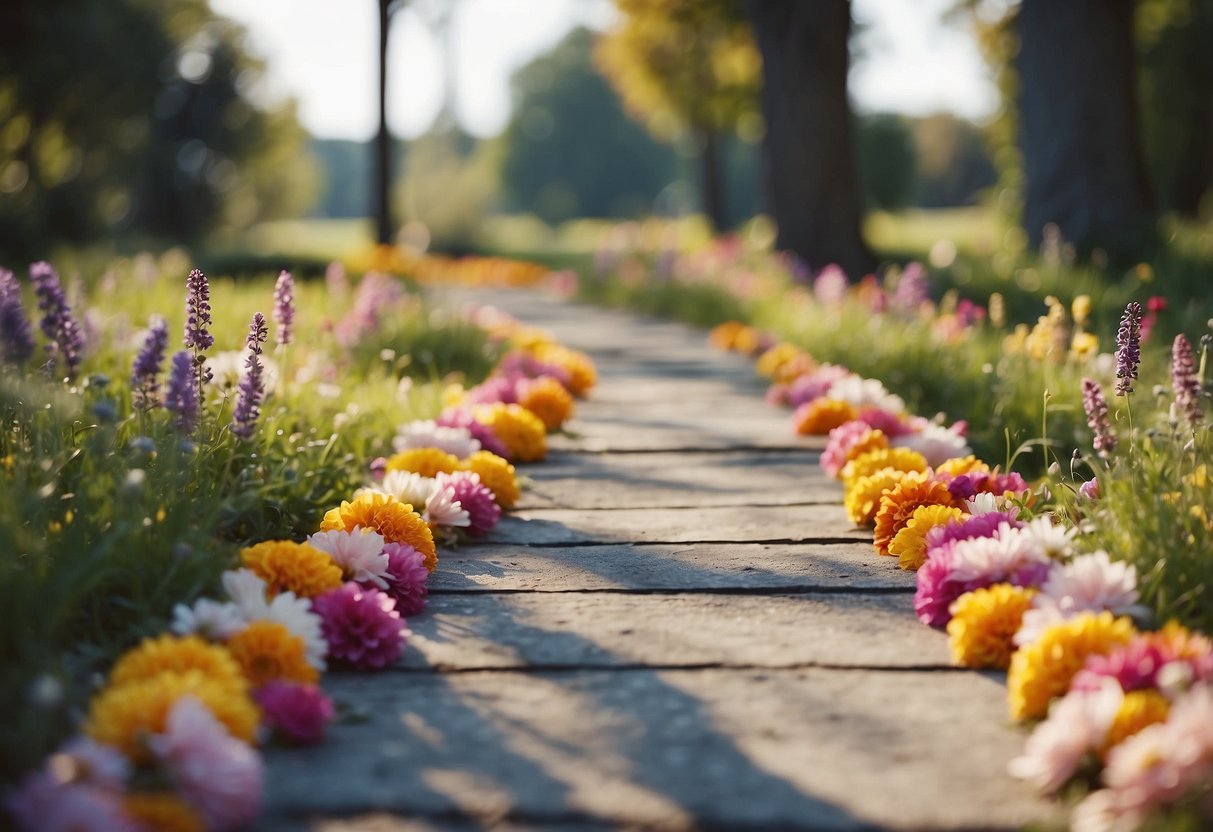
[1008,682,1122,794]
[436,407,510,458]
[1114,301,1142,396]
[463,374,520,406]
[891,423,973,468]
[935,455,989,479]
[460,450,521,509]
[1151,620,1213,680]
[254,681,334,745]
[1016,550,1141,646]
[226,620,318,687]
[873,474,962,558]
[844,468,911,527]
[5,740,137,832]
[890,504,967,571]
[385,447,462,478]
[147,696,262,830]
[517,375,575,431]
[786,365,851,408]
[916,518,1038,629]
[472,403,547,462]
[821,422,888,479]
[0,267,35,365]
[1007,611,1137,721]
[1172,334,1203,429]
[772,352,818,386]
[306,528,390,588]
[1082,378,1117,457]
[239,540,343,598]
[840,447,929,492]
[220,569,327,671]
[86,670,259,761]
[123,792,204,832]
[793,398,856,435]
[320,493,437,572]
[381,542,429,615]
[495,348,573,387]
[531,343,596,395]
[393,420,481,458]
[422,482,470,534]
[1101,690,1170,758]
[1072,639,1173,695]
[108,634,247,696]
[755,343,805,378]
[947,584,1036,669]
[312,582,408,670]
[437,471,501,536]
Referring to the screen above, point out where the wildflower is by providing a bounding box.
[892,262,929,310]
[1114,302,1142,396]
[164,350,199,432]
[873,474,961,558]
[320,493,437,571]
[381,542,429,615]
[306,528,391,589]
[272,270,294,346]
[130,317,168,409]
[108,634,247,696]
[230,313,268,440]
[1079,478,1100,500]
[30,261,84,378]
[1072,295,1092,328]
[254,681,334,745]
[240,540,344,598]
[312,582,408,670]
[385,447,461,478]
[437,471,501,536]
[459,450,520,509]
[1172,334,1203,429]
[0,267,35,364]
[1081,378,1117,457]
[183,268,213,391]
[472,403,547,462]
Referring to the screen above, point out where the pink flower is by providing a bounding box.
[820,420,874,478]
[1009,681,1122,794]
[463,375,519,405]
[1072,639,1174,694]
[5,775,136,832]
[1016,551,1141,646]
[855,406,915,437]
[314,582,408,669]
[786,365,850,408]
[1079,477,1100,500]
[495,349,571,388]
[255,682,335,745]
[892,423,972,468]
[437,471,501,536]
[379,543,429,616]
[764,383,790,407]
[148,696,262,831]
[436,408,509,458]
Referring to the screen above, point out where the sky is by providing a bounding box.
[210,0,998,142]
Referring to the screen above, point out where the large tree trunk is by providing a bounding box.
[1016,0,1154,253]
[698,126,728,233]
[746,0,872,278]
[374,0,394,246]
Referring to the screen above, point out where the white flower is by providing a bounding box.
[206,350,280,396]
[1009,681,1122,794]
[392,420,480,458]
[368,470,438,508]
[171,598,246,640]
[965,493,1008,515]
[221,569,272,619]
[1020,516,1077,561]
[948,524,1049,584]
[220,569,327,670]
[1016,550,1142,646]
[892,423,972,468]
[307,528,390,589]
[824,374,906,414]
[424,483,470,529]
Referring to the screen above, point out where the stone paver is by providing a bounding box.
[262,289,1058,830]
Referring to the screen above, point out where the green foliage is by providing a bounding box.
[857,114,918,211]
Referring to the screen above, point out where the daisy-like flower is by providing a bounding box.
[392,420,481,459]
[147,695,262,831]
[384,447,462,478]
[1016,551,1142,646]
[947,525,1052,586]
[965,492,1011,515]
[1008,611,1137,721]
[381,542,430,615]
[890,503,967,571]
[460,450,521,509]
[321,493,437,572]
[368,470,438,507]
[891,423,972,468]
[436,470,501,536]
[821,422,888,479]
[840,447,929,491]
[220,569,327,671]
[947,584,1036,669]
[239,540,343,599]
[171,598,246,641]
[424,482,470,530]
[873,473,961,558]
[313,582,408,670]
[108,634,246,696]
[825,375,906,414]
[472,403,547,462]
[1009,680,1123,794]
[1019,516,1077,561]
[517,375,574,431]
[435,408,510,459]
[793,398,857,436]
[306,528,391,589]
[254,681,334,745]
[844,468,911,527]
[226,620,318,687]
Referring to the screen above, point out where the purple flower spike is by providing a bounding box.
[30,261,83,379]
[1172,334,1203,429]
[131,317,168,410]
[273,270,295,346]
[184,267,213,394]
[0,268,35,365]
[165,350,199,432]
[1115,302,1142,396]
[1081,377,1116,458]
[231,313,268,440]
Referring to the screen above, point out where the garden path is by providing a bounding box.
[261,289,1059,831]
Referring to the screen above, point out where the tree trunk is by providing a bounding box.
[1016,0,1154,253]
[746,0,873,278]
[374,0,394,245]
[698,126,728,232]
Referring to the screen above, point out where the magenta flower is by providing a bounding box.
[313,582,408,669]
[1072,639,1173,694]
[764,383,790,407]
[272,270,295,346]
[463,375,520,406]
[255,681,334,745]
[813,264,848,305]
[436,408,509,458]
[438,470,501,536]
[1082,378,1117,458]
[786,366,850,408]
[855,406,914,437]
[495,349,572,388]
[1172,334,1203,429]
[380,543,429,616]
[821,420,875,478]
[892,262,929,311]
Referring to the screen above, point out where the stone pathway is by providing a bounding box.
[262,290,1059,831]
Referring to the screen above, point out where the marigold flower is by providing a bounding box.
[844,468,911,527]
[873,474,962,558]
[109,634,247,696]
[947,584,1036,669]
[86,671,259,762]
[472,403,547,462]
[227,620,319,687]
[890,503,967,570]
[459,451,520,510]
[841,447,929,491]
[385,447,461,478]
[124,793,205,832]
[240,540,343,598]
[1008,611,1137,722]
[793,398,856,435]
[517,375,574,431]
[1101,690,1170,759]
[772,352,818,385]
[321,493,437,572]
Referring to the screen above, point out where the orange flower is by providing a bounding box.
[844,468,911,527]
[518,376,574,431]
[385,447,461,477]
[321,493,437,572]
[841,447,929,491]
[473,403,547,462]
[873,474,962,557]
[460,451,520,509]
[794,399,856,435]
[772,353,819,385]
[841,429,890,471]
[709,321,745,350]
[240,540,343,598]
[124,793,204,832]
[755,343,804,378]
[227,620,318,687]
[935,455,990,479]
[532,343,597,396]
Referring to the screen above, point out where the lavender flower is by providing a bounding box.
[1115,302,1142,396]
[0,268,35,365]
[30,261,83,379]
[1172,334,1202,429]
[892,262,929,311]
[273,270,295,346]
[231,313,268,440]
[1082,377,1116,458]
[165,350,199,432]
[130,317,168,410]
[184,267,213,392]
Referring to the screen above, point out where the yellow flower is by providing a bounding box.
[124,793,205,832]
[873,474,961,558]
[385,447,461,477]
[947,585,1036,669]
[518,376,575,431]
[1003,323,1029,355]
[460,451,520,510]
[1184,465,1208,489]
[1007,612,1136,722]
[934,455,989,479]
[1070,331,1099,362]
[844,468,911,527]
[841,447,929,491]
[321,493,437,572]
[890,504,967,570]
[731,325,762,356]
[794,399,856,435]
[1101,690,1170,758]
[755,343,804,378]
[86,670,259,762]
[240,540,344,598]
[1151,620,1213,664]
[109,634,247,696]
[227,620,318,687]
[473,403,547,462]
[441,383,466,409]
[531,344,597,396]
[839,429,889,474]
[1071,295,1092,327]
[709,321,746,350]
